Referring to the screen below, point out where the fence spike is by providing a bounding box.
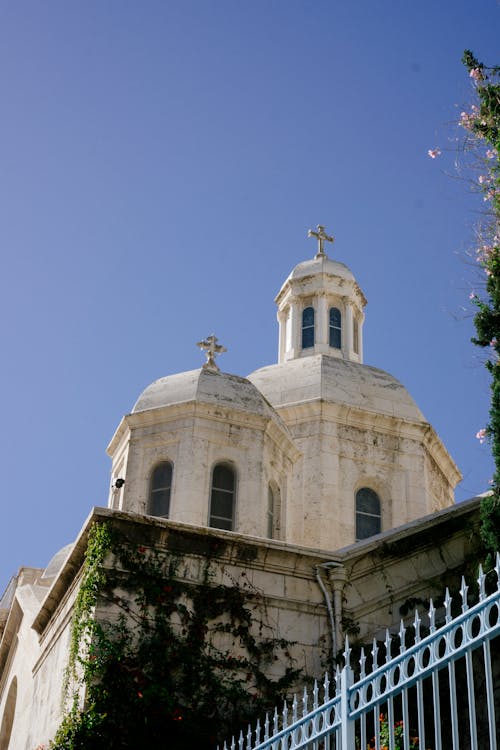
[231,736,236,750]
[399,620,406,654]
[371,638,379,668]
[460,576,469,613]
[313,678,319,708]
[444,587,452,623]
[414,608,421,643]
[246,724,252,750]
[495,552,500,590]
[323,671,330,702]
[429,598,436,633]
[263,713,269,742]
[335,665,341,696]
[255,719,261,746]
[478,564,486,601]
[384,629,392,663]
[282,699,288,729]
[302,685,309,716]
[343,635,352,667]
[238,730,244,750]
[273,706,279,735]
[292,693,298,723]
[359,646,367,677]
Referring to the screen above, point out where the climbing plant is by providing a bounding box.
[50,522,302,750]
[460,50,500,564]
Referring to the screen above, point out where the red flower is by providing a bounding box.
[137,546,146,554]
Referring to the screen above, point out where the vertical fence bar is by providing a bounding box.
[483,638,497,750]
[387,697,395,750]
[402,689,409,750]
[340,663,355,750]
[413,679,424,750]
[374,706,381,750]
[464,648,478,750]
[324,672,331,750]
[431,667,442,750]
[448,659,459,750]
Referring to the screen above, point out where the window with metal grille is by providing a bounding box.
[148,461,172,518]
[302,306,315,349]
[329,307,342,349]
[209,464,235,531]
[355,487,381,540]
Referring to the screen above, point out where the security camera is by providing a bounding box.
[114,478,125,489]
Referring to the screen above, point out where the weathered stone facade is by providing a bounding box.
[0,499,483,749]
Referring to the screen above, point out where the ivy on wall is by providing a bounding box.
[49,522,302,750]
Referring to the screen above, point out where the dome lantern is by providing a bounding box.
[275,225,367,364]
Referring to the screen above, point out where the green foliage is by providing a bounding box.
[461,50,500,565]
[50,523,301,750]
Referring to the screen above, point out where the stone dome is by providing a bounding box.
[287,255,355,283]
[248,354,426,423]
[41,543,74,580]
[132,367,280,421]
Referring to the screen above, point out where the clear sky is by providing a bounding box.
[1,1,499,594]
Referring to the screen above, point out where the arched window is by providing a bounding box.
[353,318,359,354]
[355,487,381,540]
[267,483,281,539]
[329,307,342,349]
[209,463,235,531]
[148,461,173,518]
[302,307,315,349]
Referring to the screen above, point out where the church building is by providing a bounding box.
[0,227,482,749]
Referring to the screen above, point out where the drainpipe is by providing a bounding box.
[315,561,345,664]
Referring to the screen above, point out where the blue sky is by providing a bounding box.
[1,1,499,594]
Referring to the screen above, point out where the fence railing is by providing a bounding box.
[220,557,500,750]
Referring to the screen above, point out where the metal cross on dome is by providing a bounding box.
[197,334,227,372]
[308,224,334,258]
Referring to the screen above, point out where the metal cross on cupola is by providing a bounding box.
[197,334,227,372]
[307,224,334,259]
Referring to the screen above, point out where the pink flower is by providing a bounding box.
[486,268,493,276]
[477,244,493,261]
[490,338,497,347]
[479,175,489,184]
[469,291,476,300]
[486,149,496,159]
[460,111,475,130]
[476,428,487,444]
[427,148,441,159]
[469,68,484,82]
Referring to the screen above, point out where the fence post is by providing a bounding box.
[340,656,355,749]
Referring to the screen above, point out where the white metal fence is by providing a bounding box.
[221,558,500,750]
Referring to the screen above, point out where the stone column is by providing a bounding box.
[277,309,287,364]
[289,301,300,359]
[317,294,328,348]
[344,302,353,360]
[358,314,364,363]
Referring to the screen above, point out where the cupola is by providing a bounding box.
[276,225,367,364]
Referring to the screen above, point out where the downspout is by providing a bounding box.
[315,561,344,664]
